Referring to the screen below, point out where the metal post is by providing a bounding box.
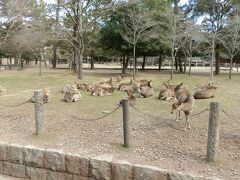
[206,102,220,163]
[122,99,130,148]
[34,91,44,135]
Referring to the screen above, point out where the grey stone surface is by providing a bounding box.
[133,164,168,180]
[6,144,24,164]
[0,161,4,174]
[73,175,92,180]
[112,160,133,180]
[26,167,47,180]
[44,149,65,171]
[3,162,26,178]
[168,172,204,180]
[65,153,90,177]
[46,170,73,180]
[24,145,45,168]
[90,154,113,180]
[0,142,7,161]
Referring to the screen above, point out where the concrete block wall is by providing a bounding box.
[0,142,221,180]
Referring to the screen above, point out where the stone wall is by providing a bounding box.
[0,142,221,180]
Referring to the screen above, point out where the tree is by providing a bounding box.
[0,0,29,47]
[188,0,234,77]
[57,0,126,79]
[219,7,240,79]
[120,6,157,79]
[159,4,187,80]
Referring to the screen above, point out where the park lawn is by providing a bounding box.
[0,67,239,121]
[0,67,239,179]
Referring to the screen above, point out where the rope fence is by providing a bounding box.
[58,105,121,122]
[0,96,34,107]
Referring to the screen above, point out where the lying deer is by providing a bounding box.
[126,90,136,106]
[64,85,82,102]
[194,82,217,99]
[75,81,91,91]
[159,81,179,100]
[139,80,154,98]
[91,86,114,96]
[31,88,51,103]
[171,82,195,131]
[0,85,7,94]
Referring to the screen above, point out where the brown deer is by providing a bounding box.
[91,86,114,96]
[159,81,179,100]
[171,82,195,131]
[193,82,217,99]
[75,81,91,91]
[31,88,51,103]
[139,80,154,98]
[126,90,136,106]
[0,85,7,94]
[64,85,82,102]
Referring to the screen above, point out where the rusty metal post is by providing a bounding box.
[122,99,130,148]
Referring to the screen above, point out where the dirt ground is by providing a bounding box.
[0,68,239,179]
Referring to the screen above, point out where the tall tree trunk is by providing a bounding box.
[133,45,136,80]
[53,47,57,69]
[215,44,220,75]
[189,56,192,76]
[39,57,42,76]
[179,58,183,73]
[171,46,175,80]
[175,57,178,71]
[229,55,233,79]
[142,55,146,71]
[158,54,162,71]
[90,52,94,69]
[52,0,60,69]
[210,35,215,82]
[122,55,127,74]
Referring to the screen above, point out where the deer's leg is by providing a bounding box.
[184,112,191,131]
[175,111,180,121]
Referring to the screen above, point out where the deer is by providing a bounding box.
[193,82,217,99]
[139,80,154,98]
[126,90,136,106]
[31,88,51,103]
[64,85,82,102]
[91,86,114,96]
[75,81,92,91]
[0,85,7,94]
[159,81,179,101]
[171,82,195,131]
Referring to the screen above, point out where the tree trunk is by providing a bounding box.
[179,58,183,73]
[183,58,187,73]
[133,45,136,80]
[229,55,233,79]
[52,46,57,69]
[90,52,94,69]
[39,57,42,76]
[215,44,220,75]
[175,57,178,71]
[142,55,146,71]
[158,54,162,71]
[171,46,175,80]
[210,35,215,82]
[189,56,192,76]
[122,55,127,74]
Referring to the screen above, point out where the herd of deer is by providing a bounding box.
[0,75,217,131]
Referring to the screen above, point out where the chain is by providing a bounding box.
[58,105,121,121]
[0,96,34,107]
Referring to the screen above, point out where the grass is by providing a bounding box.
[0,67,239,124]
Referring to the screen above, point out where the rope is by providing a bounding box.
[58,105,121,121]
[221,109,240,123]
[0,96,34,107]
[130,105,171,121]
[132,104,210,120]
[191,108,210,118]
